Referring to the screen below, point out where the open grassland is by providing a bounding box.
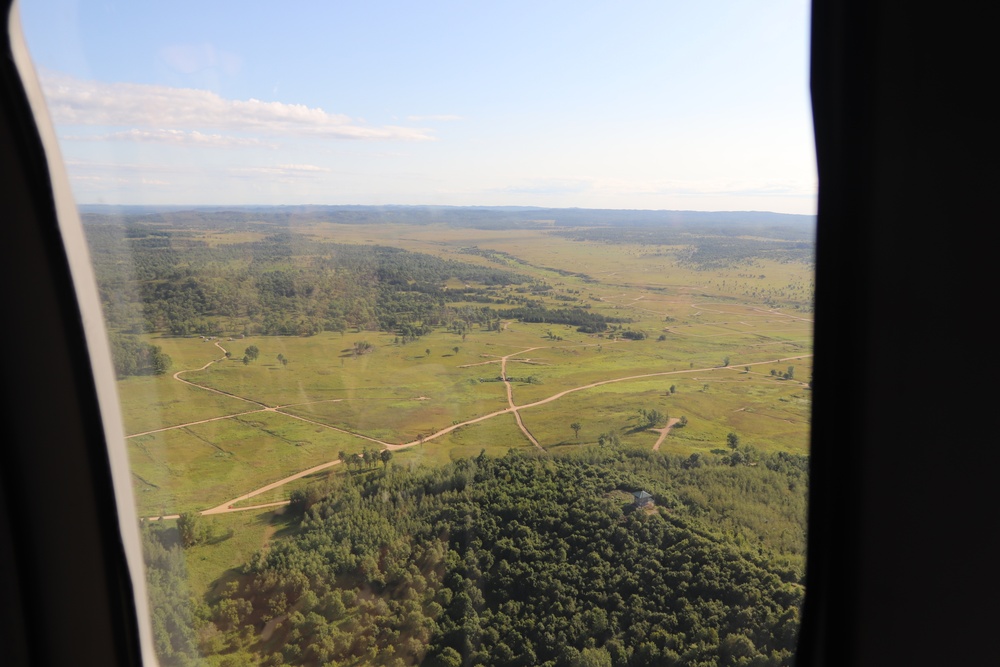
[399,412,536,466]
[119,221,813,516]
[520,370,810,456]
[181,330,509,409]
[179,508,295,601]
[300,223,812,313]
[128,410,367,515]
[118,375,256,436]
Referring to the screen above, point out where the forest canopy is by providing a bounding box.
[174,449,807,667]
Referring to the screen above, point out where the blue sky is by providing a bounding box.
[18,1,816,213]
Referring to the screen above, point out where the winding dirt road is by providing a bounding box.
[140,337,811,520]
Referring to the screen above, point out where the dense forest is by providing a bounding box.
[84,225,635,344]
[86,226,536,338]
[147,448,807,667]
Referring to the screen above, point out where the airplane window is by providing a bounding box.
[14,1,816,665]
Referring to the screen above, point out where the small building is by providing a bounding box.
[632,490,654,508]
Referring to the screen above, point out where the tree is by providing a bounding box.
[380,450,393,468]
[643,409,667,428]
[570,422,582,440]
[453,346,460,355]
[425,348,431,356]
[598,431,621,447]
[177,512,203,548]
[242,355,250,365]
[669,384,677,394]
[682,452,704,469]
[150,348,172,374]
[107,333,172,377]
[277,353,285,363]
[426,648,462,667]
[244,345,260,361]
[577,647,613,667]
[723,355,731,367]
[288,488,322,515]
[727,432,740,449]
[785,365,795,380]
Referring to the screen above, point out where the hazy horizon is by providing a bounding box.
[21,1,816,214]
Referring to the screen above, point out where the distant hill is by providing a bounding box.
[78,204,815,232]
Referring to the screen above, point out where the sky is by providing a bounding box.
[17,1,816,213]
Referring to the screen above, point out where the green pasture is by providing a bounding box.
[179,508,294,602]
[506,339,734,404]
[117,222,813,518]
[228,470,326,508]
[117,375,255,435]
[518,370,810,456]
[281,381,508,445]
[127,411,366,515]
[246,222,813,313]
[393,413,534,467]
[146,334,229,369]
[183,331,512,408]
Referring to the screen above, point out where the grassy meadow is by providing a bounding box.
[114,219,813,522]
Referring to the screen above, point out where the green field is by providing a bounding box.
[103,219,812,519]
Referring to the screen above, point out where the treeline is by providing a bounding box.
[188,449,806,666]
[109,332,172,377]
[551,228,815,269]
[496,306,630,333]
[85,227,534,338]
[87,226,640,351]
[142,522,199,666]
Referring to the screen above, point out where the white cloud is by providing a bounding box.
[65,159,176,174]
[41,72,434,141]
[67,172,170,189]
[406,114,463,122]
[65,128,272,147]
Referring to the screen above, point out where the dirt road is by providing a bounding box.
[651,417,681,451]
[141,338,812,519]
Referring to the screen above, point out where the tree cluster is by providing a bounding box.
[108,332,172,378]
[85,228,534,339]
[195,450,806,666]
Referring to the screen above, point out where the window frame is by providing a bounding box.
[2,1,994,665]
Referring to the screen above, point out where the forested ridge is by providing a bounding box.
[150,448,806,667]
